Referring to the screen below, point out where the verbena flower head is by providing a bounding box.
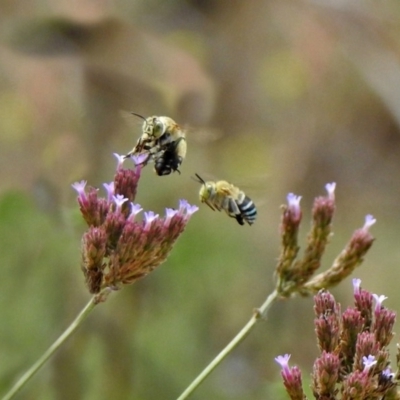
[278,281,398,399]
[274,182,377,298]
[276,183,339,296]
[73,155,197,298]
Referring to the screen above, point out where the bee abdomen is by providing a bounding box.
[238,196,257,225]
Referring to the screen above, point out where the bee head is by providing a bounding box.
[193,174,211,201]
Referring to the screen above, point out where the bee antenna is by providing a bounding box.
[192,173,206,184]
[131,112,146,122]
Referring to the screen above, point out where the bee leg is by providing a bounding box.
[235,215,245,225]
[204,200,216,211]
[225,198,244,226]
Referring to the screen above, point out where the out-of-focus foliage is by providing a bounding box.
[1,0,400,398]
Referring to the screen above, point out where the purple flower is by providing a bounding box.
[362,355,377,371]
[185,204,199,219]
[103,182,115,203]
[179,199,190,212]
[72,180,87,198]
[372,294,388,312]
[363,215,376,231]
[128,203,143,221]
[113,194,128,211]
[275,354,291,374]
[352,278,362,296]
[381,368,395,380]
[325,182,336,200]
[144,211,159,231]
[164,208,178,227]
[287,193,302,218]
[113,153,125,169]
[177,199,199,220]
[131,153,149,166]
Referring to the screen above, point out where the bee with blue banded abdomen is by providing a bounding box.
[194,174,257,225]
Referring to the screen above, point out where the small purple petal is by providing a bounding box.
[131,203,143,215]
[287,193,301,218]
[144,211,159,230]
[128,203,143,221]
[71,180,87,196]
[131,152,149,166]
[325,182,336,200]
[275,354,291,372]
[179,199,190,212]
[165,208,178,219]
[144,211,158,222]
[352,278,361,295]
[177,199,199,219]
[372,294,388,311]
[186,204,199,216]
[164,208,178,227]
[382,368,395,380]
[113,153,125,169]
[287,193,301,208]
[363,215,376,231]
[362,355,377,371]
[113,194,128,211]
[103,182,115,202]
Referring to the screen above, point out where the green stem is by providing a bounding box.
[176,289,279,400]
[2,291,106,400]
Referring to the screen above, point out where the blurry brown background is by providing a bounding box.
[1,0,400,399]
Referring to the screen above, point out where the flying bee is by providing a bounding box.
[194,174,257,226]
[124,113,187,175]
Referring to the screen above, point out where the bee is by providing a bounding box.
[194,174,257,225]
[124,113,187,175]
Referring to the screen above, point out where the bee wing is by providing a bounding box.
[227,197,241,214]
[188,126,223,145]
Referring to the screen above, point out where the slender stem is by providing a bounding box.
[176,289,279,400]
[2,293,104,400]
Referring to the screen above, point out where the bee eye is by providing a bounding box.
[154,121,165,135]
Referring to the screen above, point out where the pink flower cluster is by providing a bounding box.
[72,154,198,294]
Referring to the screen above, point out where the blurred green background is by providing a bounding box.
[1,0,400,399]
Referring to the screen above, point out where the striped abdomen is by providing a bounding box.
[237,195,257,225]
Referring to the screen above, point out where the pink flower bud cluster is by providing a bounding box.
[72,155,198,295]
[276,280,397,399]
[276,182,377,296]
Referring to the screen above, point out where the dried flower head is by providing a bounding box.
[72,154,197,299]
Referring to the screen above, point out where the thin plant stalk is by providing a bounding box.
[176,289,279,400]
[2,291,109,400]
